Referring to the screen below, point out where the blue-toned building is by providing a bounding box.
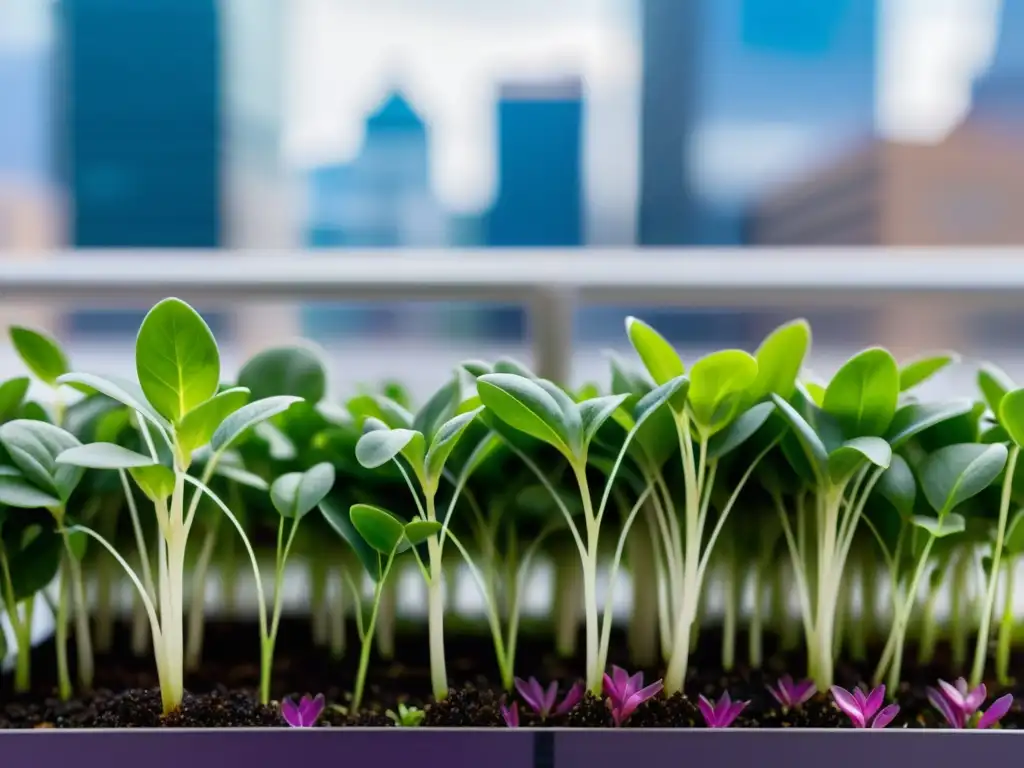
[302,91,447,338]
[57,0,222,334]
[639,0,878,247]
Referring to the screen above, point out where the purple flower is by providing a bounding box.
[281,693,325,727]
[927,678,1013,729]
[500,700,520,728]
[602,665,664,727]
[698,692,749,728]
[514,677,584,719]
[766,675,816,712]
[830,685,899,729]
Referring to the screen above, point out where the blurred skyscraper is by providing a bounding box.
[303,91,447,338]
[57,0,223,335]
[639,0,878,247]
[971,0,1024,126]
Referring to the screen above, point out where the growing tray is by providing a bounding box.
[0,728,1020,768]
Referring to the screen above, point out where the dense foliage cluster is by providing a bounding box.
[0,298,1022,726]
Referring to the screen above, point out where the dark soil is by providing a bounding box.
[2,619,1024,728]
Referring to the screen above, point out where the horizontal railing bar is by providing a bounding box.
[0,249,1023,307]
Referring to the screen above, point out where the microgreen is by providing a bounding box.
[766,676,816,711]
[927,678,1013,729]
[386,702,425,727]
[513,677,584,719]
[602,665,663,727]
[697,692,749,728]
[281,693,325,727]
[830,685,899,728]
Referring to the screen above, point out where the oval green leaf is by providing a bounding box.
[885,400,975,448]
[10,326,69,387]
[56,442,156,470]
[176,387,251,461]
[911,512,966,539]
[0,419,83,502]
[827,436,892,484]
[270,462,336,519]
[404,519,442,546]
[749,318,810,402]
[822,347,900,438]
[129,464,176,502]
[978,363,1015,416]
[213,462,269,491]
[57,372,170,434]
[350,503,405,555]
[355,427,426,472]
[687,349,759,436]
[625,317,687,411]
[920,442,1008,515]
[707,401,776,460]
[135,298,221,423]
[237,345,327,404]
[771,394,828,481]
[0,376,30,422]
[998,388,1024,447]
[319,497,381,579]
[424,408,482,485]
[580,394,630,449]
[0,475,61,508]
[209,395,303,453]
[875,453,916,518]
[899,352,958,392]
[412,379,460,442]
[477,373,572,456]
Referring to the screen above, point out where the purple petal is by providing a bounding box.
[830,686,866,728]
[766,682,787,708]
[724,700,749,727]
[964,683,987,715]
[281,697,301,727]
[634,680,663,704]
[863,685,885,721]
[541,681,559,716]
[298,693,325,726]
[501,701,520,728]
[955,678,970,698]
[793,680,817,706]
[611,665,629,692]
[698,695,716,727]
[554,681,585,716]
[938,679,966,711]
[928,686,964,728]
[625,671,644,700]
[977,694,1013,730]
[871,704,900,729]
[853,687,868,710]
[602,673,618,702]
[718,691,733,710]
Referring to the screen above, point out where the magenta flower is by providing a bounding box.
[927,678,1013,729]
[698,692,749,728]
[281,693,325,727]
[830,685,899,729]
[500,700,520,728]
[602,665,664,727]
[767,675,816,712]
[514,677,584,719]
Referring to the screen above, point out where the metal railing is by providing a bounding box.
[2,247,1023,382]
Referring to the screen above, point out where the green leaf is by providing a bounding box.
[920,443,1008,515]
[8,527,62,601]
[477,373,572,456]
[237,345,327,403]
[823,347,900,438]
[413,379,460,442]
[213,462,269,491]
[355,427,426,472]
[875,454,916,517]
[0,420,83,502]
[771,394,828,481]
[424,408,482,485]
[176,387,251,461]
[56,443,156,470]
[580,394,630,448]
[56,372,169,433]
[319,497,382,579]
[707,401,775,460]
[9,326,69,386]
[625,317,687,411]
[0,475,61,508]
[911,513,966,539]
[350,503,405,555]
[899,352,958,392]
[0,377,30,421]
[270,462,336,519]
[978,364,1015,416]
[749,319,810,402]
[493,358,535,378]
[827,436,892,483]
[634,376,689,425]
[885,400,975,448]
[460,360,492,378]
[687,349,759,435]
[347,395,414,430]
[129,464,176,502]
[135,298,220,423]
[404,519,442,546]
[998,388,1024,447]
[209,396,302,453]
[1004,508,1024,554]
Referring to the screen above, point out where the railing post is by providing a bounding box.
[529,287,576,384]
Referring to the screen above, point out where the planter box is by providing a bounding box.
[0,728,1021,768]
